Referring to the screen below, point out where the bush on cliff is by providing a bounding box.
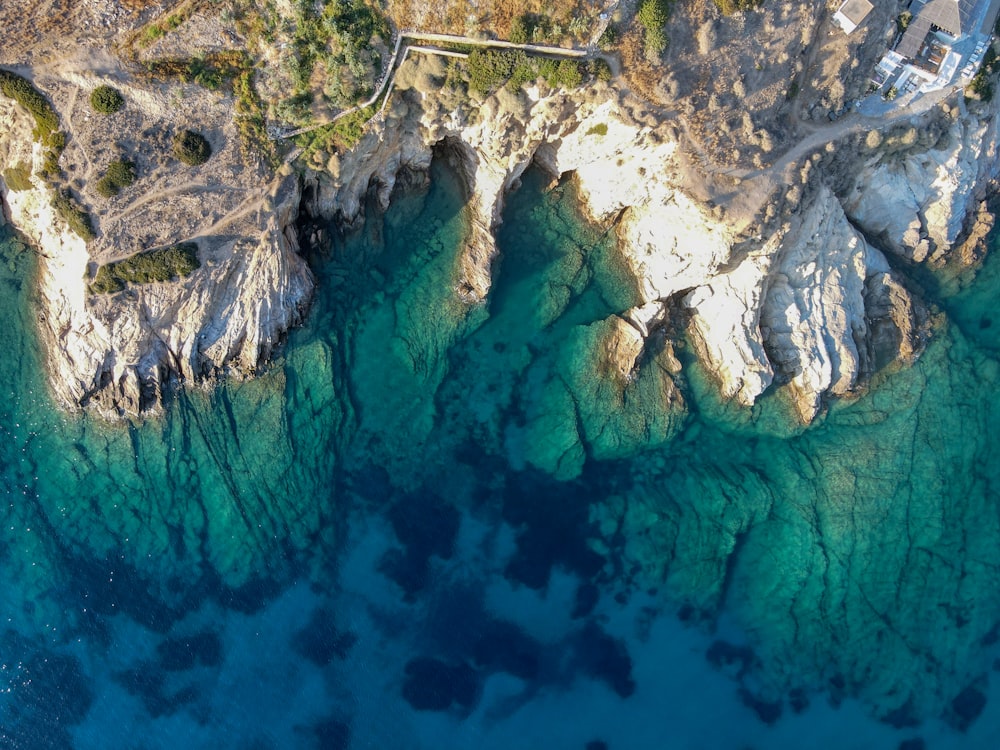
[2,162,34,191]
[51,189,96,241]
[90,85,124,114]
[172,129,212,166]
[0,69,60,142]
[95,159,136,198]
[468,49,524,94]
[91,242,200,294]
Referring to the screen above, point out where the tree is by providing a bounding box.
[637,0,669,30]
[95,159,136,198]
[637,0,670,58]
[510,15,530,45]
[90,85,124,114]
[173,129,212,165]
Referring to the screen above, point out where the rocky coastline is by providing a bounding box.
[300,64,996,423]
[1,31,999,424]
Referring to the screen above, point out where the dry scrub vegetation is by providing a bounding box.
[612,0,899,171]
[386,0,600,41]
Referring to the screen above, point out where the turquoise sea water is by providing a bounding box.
[1,159,1000,748]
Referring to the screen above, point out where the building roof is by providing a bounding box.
[896,0,981,59]
[837,0,875,26]
[897,14,933,58]
[920,0,968,36]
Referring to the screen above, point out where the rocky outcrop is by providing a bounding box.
[756,186,927,421]
[29,171,311,416]
[307,58,958,424]
[2,47,995,422]
[840,103,1000,265]
[1,94,313,416]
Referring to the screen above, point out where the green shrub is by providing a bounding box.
[142,25,165,44]
[91,242,200,294]
[0,69,60,144]
[39,147,63,181]
[509,15,530,44]
[173,129,212,165]
[234,68,278,168]
[586,123,608,136]
[34,129,67,181]
[90,85,124,114]
[467,49,525,94]
[598,23,618,48]
[50,189,96,241]
[329,105,374,150]
[552,59,583,88]
[714,0,763,15]
[508,59,538,90]
[637,0,670,57]
[968,45,999,102]
[2,162,33,191]
[295,105,374,158]
[95,159,136,198]
[588,58,613,82]
[508,13,549,44]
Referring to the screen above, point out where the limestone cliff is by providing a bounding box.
[1,47,997,423]
[304,55,988,423]
[0,94,313,417]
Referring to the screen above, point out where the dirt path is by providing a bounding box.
[690,79,966,226]
[98,182,250,257]
[193,190,272,237]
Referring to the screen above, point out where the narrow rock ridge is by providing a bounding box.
[1,97,313,417]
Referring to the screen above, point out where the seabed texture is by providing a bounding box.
[0,160,999,748]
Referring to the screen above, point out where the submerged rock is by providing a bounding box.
[401,657,480,712]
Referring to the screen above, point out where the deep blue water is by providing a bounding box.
[1,160,1000,748]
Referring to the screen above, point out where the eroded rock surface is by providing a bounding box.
[0,13,996,425]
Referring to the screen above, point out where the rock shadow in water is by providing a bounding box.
[401,657,480,713]
[115,663,199,719]
[379,489,460,600]
[157,630,223,671]
[572,622,636,699]
[292,606,358,667]
[309,718,351,750]
[946,682,988,731]
[501,471,605,591]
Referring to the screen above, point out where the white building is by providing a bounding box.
[834,0,875,34]
[873,0,1000,96]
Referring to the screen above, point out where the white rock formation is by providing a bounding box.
[759,186,889,420]
[841,107,1000,263]
[684,243,776,408]
[1,98,313,416]
[2,53,992,421]
[309,68,993,422]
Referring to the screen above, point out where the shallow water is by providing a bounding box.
[1,161,1000,748]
